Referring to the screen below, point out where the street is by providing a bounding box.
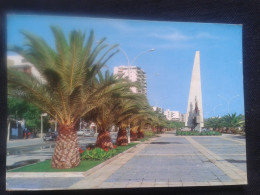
[6,132,247,190]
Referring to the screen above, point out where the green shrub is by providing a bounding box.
[80,147,117,160]
[176,130,221,136]
[144,130,155,137]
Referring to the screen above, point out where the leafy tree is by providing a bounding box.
[168,121,185,130]
[204,117,224,130]
[7,96,50,134]
[8,26,118,169]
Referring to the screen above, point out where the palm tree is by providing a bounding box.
[129,104,157,140]
[84,70,137,148]
[222,113,241,133]
[8,26,118,168]
[115,94,148,145]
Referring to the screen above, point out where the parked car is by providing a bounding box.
[77,130,86,136]
[43,131,58,141]
[202,128,210,132]
[77,129,95,137]
[84,129,95,137]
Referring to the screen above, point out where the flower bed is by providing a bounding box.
[79,145,117,160]
[176,130,222,136]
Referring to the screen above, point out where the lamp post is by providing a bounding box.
[118,48,155,143]
[213,104,222,116]
[218,95,239,114]
[41,113,47,138]
[119,47,155,82]
[131,48,155,65]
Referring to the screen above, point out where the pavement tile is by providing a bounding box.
[155,181,169,187]
[7,177,82,190]
[194,182,210,186]
[126,182,142,188]
[168,182,183,187]
[141,182,156,187]
[98,182,115,188]
[182,182,196,186]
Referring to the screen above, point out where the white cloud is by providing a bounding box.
[150,32,189,41]
[107,20,144,33]
[195,32,220,39]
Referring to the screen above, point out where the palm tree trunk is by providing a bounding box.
[51,123,80,169]
[116,127,128,146]
[137,127,144,139]
[96,128,113,148]
[130,129,137,141]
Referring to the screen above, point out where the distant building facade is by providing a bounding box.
[7,55,44,82]
[113,65,147,95]
[152,106,164,114]
[164,109,184,122]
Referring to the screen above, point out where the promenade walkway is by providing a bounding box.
[6,132,247,190]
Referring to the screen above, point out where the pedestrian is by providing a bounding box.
[28,131,31,139]
[23,129,26,139]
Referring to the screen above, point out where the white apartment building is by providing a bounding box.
[7,55,44,82]
[152,106,164,114]
[113,65,147,95]
[164,109,184,122]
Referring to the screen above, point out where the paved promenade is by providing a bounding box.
[6,132,247,190]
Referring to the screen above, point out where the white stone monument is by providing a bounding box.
[185,51,204,131]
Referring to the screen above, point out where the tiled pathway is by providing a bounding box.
[6,133,247,190]
[69,133,247,189]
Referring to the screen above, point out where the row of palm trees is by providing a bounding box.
[7,26,169,169]
[204,113,245,134]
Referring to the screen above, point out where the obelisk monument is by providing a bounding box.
[185,51,204,131]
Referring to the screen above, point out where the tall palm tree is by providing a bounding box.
[115,94,148,145]
[8,26,118,168]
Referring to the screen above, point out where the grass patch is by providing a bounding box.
[176,130,222,136]
[8,142,138,172]
[138,137,149,142]
[8,159,103,172]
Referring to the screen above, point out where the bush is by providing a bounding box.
[176,130,221,136]
[80,146,117,160]
[144,130,154,137]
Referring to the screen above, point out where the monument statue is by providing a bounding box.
[185,51,204,131]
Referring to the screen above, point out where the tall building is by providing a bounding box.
[185,51,204,131]
[113,65,147,95]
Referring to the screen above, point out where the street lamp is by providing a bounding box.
[218,95,240,114]
[118,48,155,143]
[40,113,47,138]
[118,47,155,66]
[131,48,155,65]
[213,104,222,116]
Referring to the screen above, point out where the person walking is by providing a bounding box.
[23,129,26,139]
[28,131,31,139]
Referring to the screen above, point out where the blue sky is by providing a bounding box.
[7,14,244,118]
